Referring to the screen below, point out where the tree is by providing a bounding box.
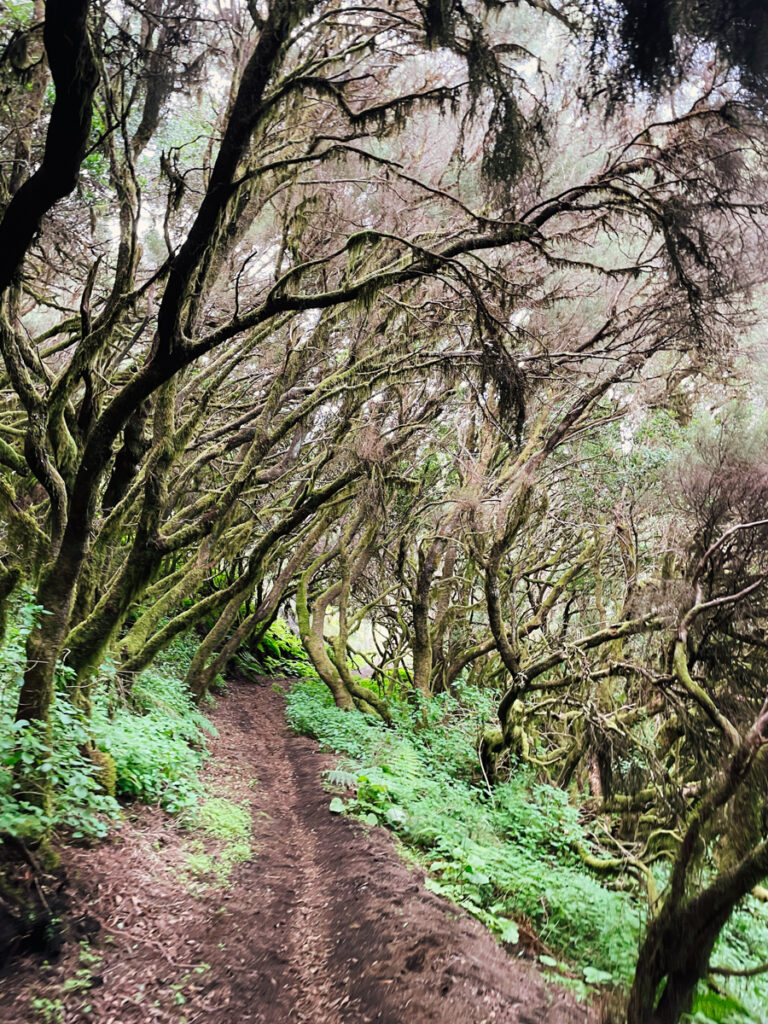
[3,2,768,1021]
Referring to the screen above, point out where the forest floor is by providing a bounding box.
[0,677,594,1024]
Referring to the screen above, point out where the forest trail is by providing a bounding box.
[1,679,592,1024]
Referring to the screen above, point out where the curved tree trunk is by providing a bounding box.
[296,570,354,711]
[627,845,768,1023]
[628,712,768,1023]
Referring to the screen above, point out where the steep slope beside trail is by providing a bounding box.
[1,679,592,1024]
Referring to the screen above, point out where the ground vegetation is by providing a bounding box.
[2,2,768,1022]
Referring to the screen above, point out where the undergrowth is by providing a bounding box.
[0,591,214,843]
[286,673,640,984]
[182,795,254,891]
[694,898,768,1024]
[285,674,768,1019]
[90,661,214,816]
[235,617,316,679]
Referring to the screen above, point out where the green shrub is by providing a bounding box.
[0,596,214,837]
[285,674,379,757]
[237,618,316,678]
[286,675,639,982]
[154,630,200,677]
[91,669,216,815]
[0,593,120,841]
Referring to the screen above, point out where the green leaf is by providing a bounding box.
[582,966,613,985]
[385,805,407,826]
[329,797,345,814]
[424,877,450,897]
[429,859,452,872]
[497,918,520,944]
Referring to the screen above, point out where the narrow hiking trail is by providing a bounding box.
[0,679,592,1024]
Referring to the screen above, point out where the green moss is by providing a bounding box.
[36,841,61,872]
[84,747,116,798]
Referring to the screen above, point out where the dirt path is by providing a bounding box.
[1,678,592,1024]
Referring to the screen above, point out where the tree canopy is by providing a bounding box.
[3,2,768,1022]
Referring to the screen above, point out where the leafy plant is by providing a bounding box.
[0,595,120,841]
[90,669,215,815]
[1,598,215,838]
[30,992,65,1023]
[236,619,316,679]
[286,675,639,984]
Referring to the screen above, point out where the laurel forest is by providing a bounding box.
[2,2,768,1022]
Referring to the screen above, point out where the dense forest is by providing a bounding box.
[2,2,768,1022]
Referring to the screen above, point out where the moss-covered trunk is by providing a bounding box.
[63,383,178,695]
[627,851,768,1024]
[296,568,354,711]
[186,583,253,701]
[118,557,209,664]
[628,717,768,1023]
[411,538,446,697]
[186,518,328,701]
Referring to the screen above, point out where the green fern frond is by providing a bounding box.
[324,767,359,789]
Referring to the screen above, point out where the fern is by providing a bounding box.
[324,768,358,789]
[373,738,423,780]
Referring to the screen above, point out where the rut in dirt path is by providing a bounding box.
[234,684,349,1024]
[0,678,593,1024]
[191,677,591,1024]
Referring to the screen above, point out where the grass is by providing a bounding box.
[182,794,254,891]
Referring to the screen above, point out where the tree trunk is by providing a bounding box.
[628,822,768,1023]
[411,538,446,696]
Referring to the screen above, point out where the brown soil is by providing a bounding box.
[0,678,594,1024]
